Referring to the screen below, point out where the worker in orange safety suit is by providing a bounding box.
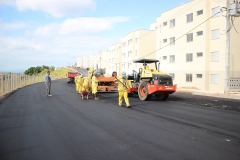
[116,71,131,108]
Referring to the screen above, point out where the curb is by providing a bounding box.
[176,89,240,100]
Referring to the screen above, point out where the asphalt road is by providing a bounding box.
[0,78,240,160]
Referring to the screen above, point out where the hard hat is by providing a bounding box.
[122,71,126,75]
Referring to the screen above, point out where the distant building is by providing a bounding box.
[108,43,122,76]
[83,56,89,69]
[77,58,83,68]
[96,50,109,75]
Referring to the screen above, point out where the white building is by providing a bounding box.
[154,0,240,93]
[76,58,83,68]
[108,43,122,76]
[82,56,89,69]
[121,29,156,75]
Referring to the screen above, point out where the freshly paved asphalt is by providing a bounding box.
[0,78,240,160]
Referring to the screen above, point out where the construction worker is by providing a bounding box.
[117,71,131,108]
[74,74,79,93]
[88,68,94,78]
[76,74,83,94]
[145,64,150,70]
[82,76,90,92]
[92,71,99,100]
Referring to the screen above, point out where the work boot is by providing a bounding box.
[118,103,122,107]
[126,104,131,108]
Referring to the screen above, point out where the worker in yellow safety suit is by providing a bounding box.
[91,71,99,100]
[74,74,79,93]
[82,76,90,92]
[117,71,131,108]
[145,64,150,70]
[88,68,94,78]
[76,74,83,94]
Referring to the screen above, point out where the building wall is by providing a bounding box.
[77,58,83,68]
[83,56,89,69]
[108,43,122,76]
[121,30,156,75]
[230,16,240,78]
[155,0,238,93]
[98,50,109,76]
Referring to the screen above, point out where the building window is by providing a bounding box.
[159,25,161,33]
[196,74,202,78]
[212,29,220,39]
[169,73,175,80]
[186,53,193,62]
[212,7,220,17]
[186,74,192,82]
[170,37,175,45]
[135,50,137,56]
[187,13,193,23]
[197,52,203,57]
[170,19,175,28]
[187,33,193,42]
[123,53,125,58]
[211,74,219,84]
[136,38,138,44]
[163,56,167,60]
[197,9,203,15]
[163,22,167,26]
[169,55,175,63]
[197,31,203,36]
[211,51,219,62]
[163,39,167,43]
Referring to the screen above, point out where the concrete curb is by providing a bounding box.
[176,89,240,100]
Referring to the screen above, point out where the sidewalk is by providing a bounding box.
[176,88,240,100]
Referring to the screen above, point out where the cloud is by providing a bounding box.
[30,16,130,36]
[0,20,28,31]
[59,17,130,35]
[0,0,15,6]
[15,0,96,17]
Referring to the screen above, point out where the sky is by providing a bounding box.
[0,0,190,72]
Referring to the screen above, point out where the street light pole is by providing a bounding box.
[224,0,230,95]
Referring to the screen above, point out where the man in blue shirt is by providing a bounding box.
[45,71,52,96]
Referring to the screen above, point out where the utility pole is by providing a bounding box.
[224,0,230,95]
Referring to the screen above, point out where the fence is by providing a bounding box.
[0,73,58,97]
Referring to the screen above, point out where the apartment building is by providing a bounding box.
[77,58,83,68]
[95,50,109,75]
[82,56,89,69]
[107,43,123,76]
[89,54,96,69]
[121,29,156,75]
[155,0,240,93]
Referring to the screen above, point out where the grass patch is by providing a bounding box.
[34,67,77,79]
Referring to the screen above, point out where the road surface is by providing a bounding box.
[0,78,240,160]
